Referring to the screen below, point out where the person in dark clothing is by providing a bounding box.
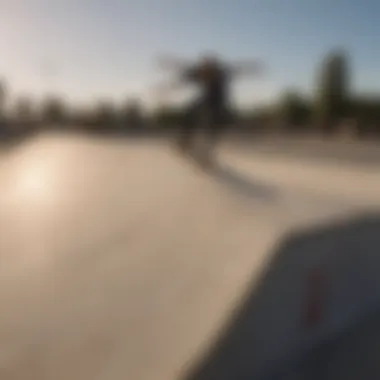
[178,55,232,161]
[157,53,265,164]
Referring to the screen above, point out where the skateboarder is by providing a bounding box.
[157,53,265,165]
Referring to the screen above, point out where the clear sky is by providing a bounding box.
[0,0,379,109]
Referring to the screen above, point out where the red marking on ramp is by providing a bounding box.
[303,268,327,329]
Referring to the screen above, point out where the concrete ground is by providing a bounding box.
[0,132,379,379]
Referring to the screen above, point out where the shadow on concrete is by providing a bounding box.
[0,128,38,151]
[231,134,380,169]
[210,163,278,202]
[79,126,174,140]
[182,213,380,380]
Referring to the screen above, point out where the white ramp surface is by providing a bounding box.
[0,134,379,379]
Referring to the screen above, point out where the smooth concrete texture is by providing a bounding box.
[185,215,380,380]
[0,132,379,379]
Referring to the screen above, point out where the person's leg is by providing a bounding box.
[177,98,200,152]
[200,103,228,164]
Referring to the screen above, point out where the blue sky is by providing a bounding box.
[0,0,379,109]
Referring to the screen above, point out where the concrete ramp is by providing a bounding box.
[184,214,380,379]
[0,133,379,379]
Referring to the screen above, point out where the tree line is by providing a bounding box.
[242,49,380,138]
[1,49,379,138]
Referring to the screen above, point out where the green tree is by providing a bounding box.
[350,96,380,137]
[9,95,37,135]
[71,107,91,129]
[246,105,277,132]
[14,96,34,123]
[277,90,311,130]
[92,100,117,130]
[152,106,182,127]
[12,95,37,132]
[0,80,6,112]
[41,96,68,126]
[314,49,350,134]
[120,98,144,130]
[0,80,8,130]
